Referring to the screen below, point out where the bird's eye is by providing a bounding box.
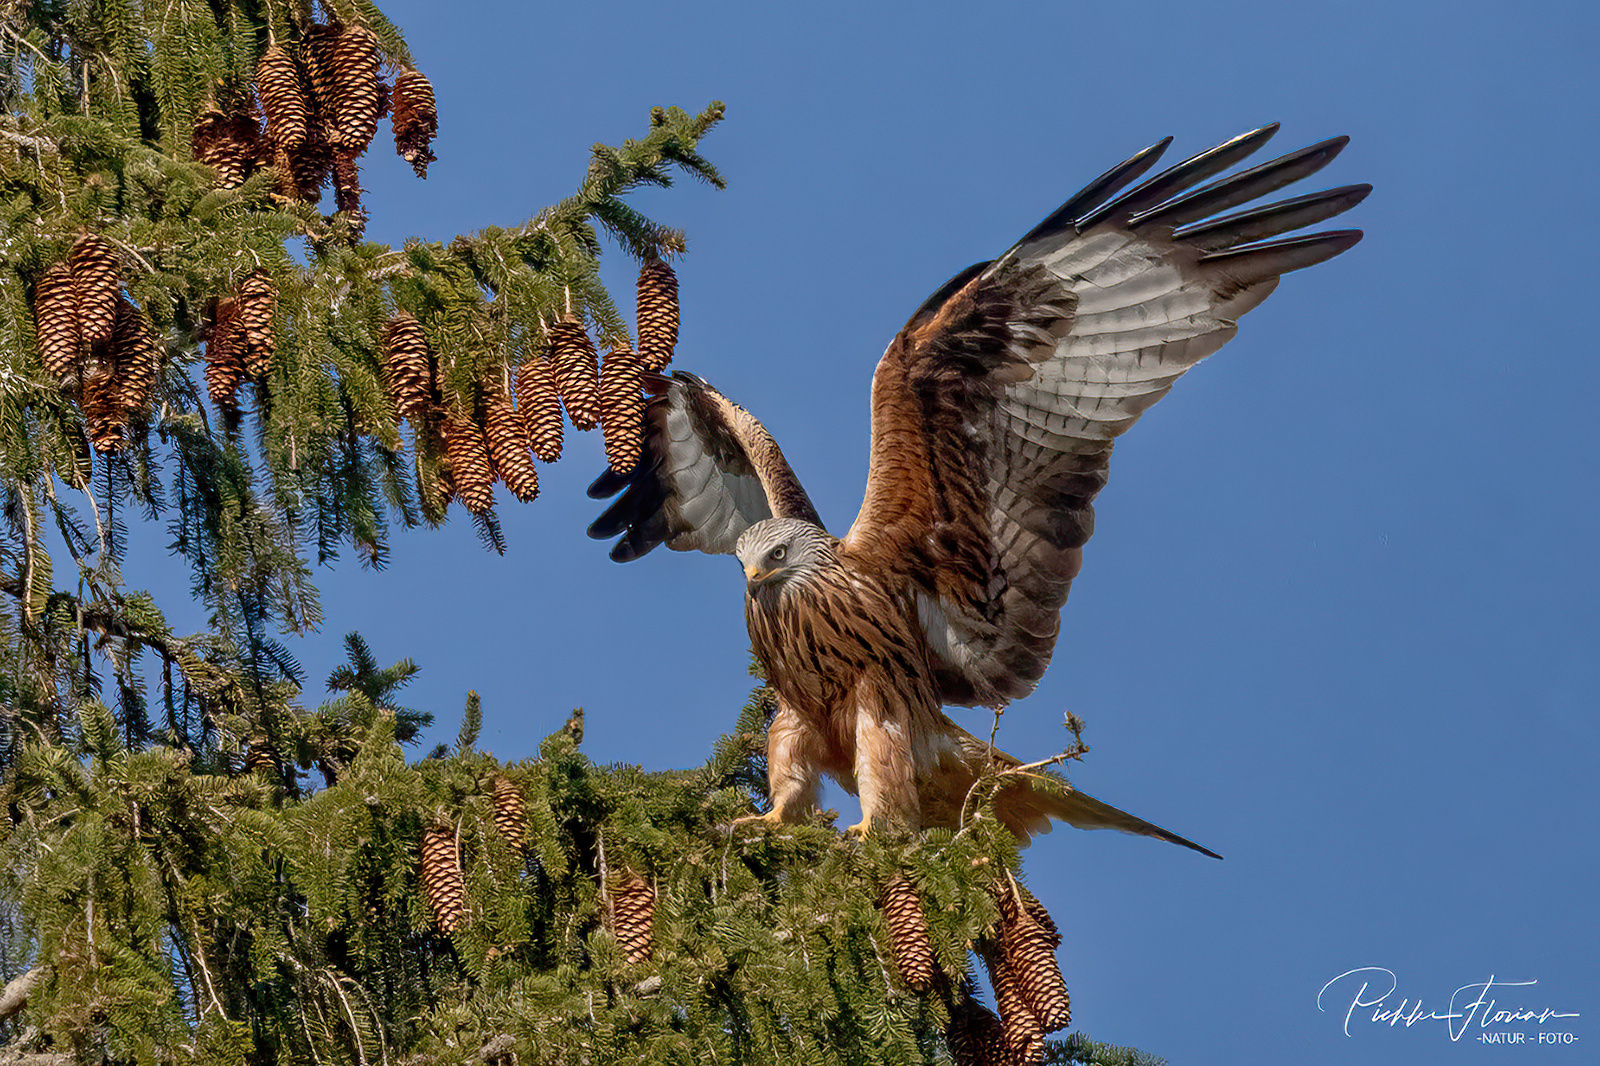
[771,545,787,562]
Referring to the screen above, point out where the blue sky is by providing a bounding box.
[140,1,1598,1060]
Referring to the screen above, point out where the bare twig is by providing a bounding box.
[101,232,157,277]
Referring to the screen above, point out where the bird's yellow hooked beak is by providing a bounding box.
[744,564,771,583]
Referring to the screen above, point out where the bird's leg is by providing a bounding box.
[846,682,918,837]
[733,697,820,827]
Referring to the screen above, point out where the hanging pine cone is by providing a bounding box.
[302,22,340,124]
[69,233,120,349]
[635,257,679,372]
[483,380,539,502]
[947,993,1010,1066]
[598,341,645,475]
[33,260,81,383]
[444,411,495,516]
[192,103,265,190]
[490,776,528,852]
[242,737,278,773]
[381,312,433,418]
[1023,893,1061,949]
[191,106,241,187]
[325,23,381,153]
[81,359,122,452]
[548,315,600,431]
[607,871,655,965]
[255,45,312,151]
[416,409,453,521]
[276,136,333,202]
[996,884,1070,1034]
[419,823,466,934]
[877,875,935,991]
[514,355,563,462]
[238,270,276,378]
[331,149,366,238]
[390,69,438,177]
[205,298,246,411]
[110,295,160,419]
[983,940,1044,1066]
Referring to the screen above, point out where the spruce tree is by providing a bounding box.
[0,2,1165,1063]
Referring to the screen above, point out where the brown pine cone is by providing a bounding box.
[277,136,334,202]
[607,871,655,965]
[878,875,935,991]
[109,295,160,424]
[996,885,1070,1034]
[331,148,365,237]
[598,342,645,476]
[302,23,340,125]
[947,993,1010,1066]
[390,69,438,178]
[325,23,381,153]
[420,823,466,934]
[69,233,120,349]
[983,940,1044,1066]
[483,380,539,502]
[242,737,278,773]
[1022,893,1061,949]
[255,45,312,151]
[206,298,246,411]
[33,260,82,383]
[380,312,433,418]
[514,355,563,462]
[547,315,600,431]
[635,258,679,371]
[415,409,453,521]
[490,776,528,852]
[192,104,265,190]
[81,358,122,452]
[238,270,276,378]
[444,411,495,516]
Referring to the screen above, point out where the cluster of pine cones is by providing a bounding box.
[971,883,1071,1066]
[202,271,278,413]
[420,775,525,935]
[380,259,678,516]
[418,773,655,966]
[31,234,162,452]
[192,17,438,237]
[879,874,1070,1066]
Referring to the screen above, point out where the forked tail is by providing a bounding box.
[925,721,1221,858]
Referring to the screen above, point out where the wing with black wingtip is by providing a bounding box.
[587,372,823,561]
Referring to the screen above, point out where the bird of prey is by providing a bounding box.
[589,125,1366,854]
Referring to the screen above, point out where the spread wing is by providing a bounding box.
[588,372,822,561]
[840,125,1368,707]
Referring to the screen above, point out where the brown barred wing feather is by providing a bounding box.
[844,126,1367,708]
[588,372,822,562]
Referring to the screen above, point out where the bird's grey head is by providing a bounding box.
[734,518,835,591]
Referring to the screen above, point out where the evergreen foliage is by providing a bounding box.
[0,1,1171,1062]
[0,670,1159,1065]
[0,0,721,775]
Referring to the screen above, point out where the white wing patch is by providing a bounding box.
[658,394,774,554]
[916,591,981,674]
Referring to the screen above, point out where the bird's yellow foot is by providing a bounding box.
[845,819,873,838]
[730,810,786,829]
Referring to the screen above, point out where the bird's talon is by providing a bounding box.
[730,810,786,830]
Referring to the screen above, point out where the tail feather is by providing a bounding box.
[997,777,1222,859]
[925,718,1220,857]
